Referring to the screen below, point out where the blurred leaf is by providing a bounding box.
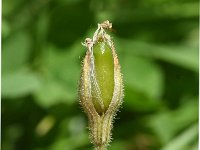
[35,116,55,137]
[2,31,31,73]
[185,28,199,48]
[124,86,161,112]
[190,143,198,150]
[34,43,81,107]
[148,99,198,143]
[67,116,86,136]
[121,55,164,100]
[35,11,49,45]
[158,2,198,18]
[2,19,11,39]
[2,70,41,98]
[108,141,126,150]
[34,79,75,107]
[2,0,24,17]
[117,40,198,72]
[49,132,88,150]
[47,1,94,48]
[57,0,82,4]
[112,1,198,23]
[2,125,23,150]
[161,124,198,150]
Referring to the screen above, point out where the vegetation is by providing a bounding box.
[2,0,198,150]
[79,21,124,150]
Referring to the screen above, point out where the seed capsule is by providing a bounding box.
[79,20,124,150]
[92,41,114,115]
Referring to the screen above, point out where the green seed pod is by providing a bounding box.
[92,41,114,115]
[79,20,124,150]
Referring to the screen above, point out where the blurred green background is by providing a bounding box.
[2,0,198,150]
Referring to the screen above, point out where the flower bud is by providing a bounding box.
[79,20,124,150]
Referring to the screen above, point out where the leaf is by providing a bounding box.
[2,70,41,98]
[34,44,81,107]
[124,86,161,112]
[161,124,198,150]
[121,55,164,100]
[108,141,126,150]
[2,0,24,17]
[34,79,75,107]
[49,135,88,150]
[2,19,11,39]
[147,100,198,143]
[116,39,198,72]
[2,32,31,73]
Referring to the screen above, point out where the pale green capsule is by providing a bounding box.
[92,41,114,115]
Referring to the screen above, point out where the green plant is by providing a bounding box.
[79,21,124,150]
